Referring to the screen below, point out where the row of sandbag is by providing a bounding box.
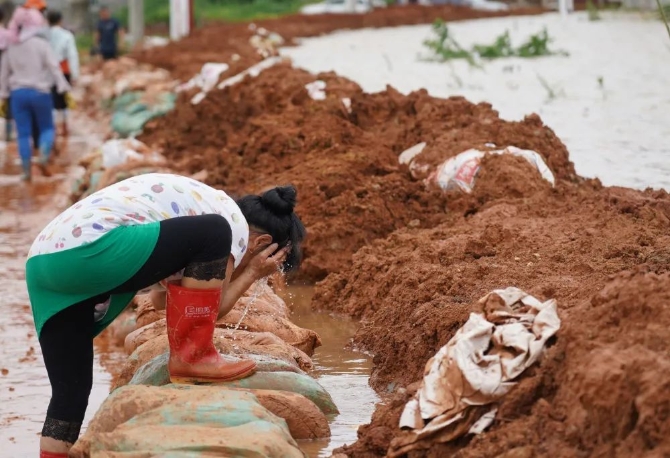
[80,57,178,138]
[69,138,173,204]
[70,281,336,458]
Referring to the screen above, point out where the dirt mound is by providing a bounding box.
[134,6,545,81]
[337,268,670,457]
[139,62,581,280]
[316,182,670,391]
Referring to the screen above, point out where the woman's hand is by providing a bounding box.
[246,243,290,280]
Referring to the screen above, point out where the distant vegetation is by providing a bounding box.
[118,0,312,26]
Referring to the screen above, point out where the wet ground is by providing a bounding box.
[0,118,118,456]
[0,117,378,457]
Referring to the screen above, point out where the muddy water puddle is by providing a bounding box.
[285,286,379,457]
[0,120,114,456]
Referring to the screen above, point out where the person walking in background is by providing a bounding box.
[0,12,70,181]
[47,11,77,137]
[95,6,123,61]
[0,8,14,142]
[2,0,46,145]
[8,0,47,43]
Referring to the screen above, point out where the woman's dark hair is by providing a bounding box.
[237,185,306,273]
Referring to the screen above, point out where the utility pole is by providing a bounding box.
[128,0,144,46]
[170,0,193,40]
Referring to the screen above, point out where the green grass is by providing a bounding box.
[117,0,312,27]
[75,33,95,54]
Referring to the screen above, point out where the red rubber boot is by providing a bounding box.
[166,281,256,384]
[40,451,68,458]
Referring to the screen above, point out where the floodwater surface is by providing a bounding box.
[286,286,379,457]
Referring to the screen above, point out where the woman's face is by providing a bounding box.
[236,229,273,271]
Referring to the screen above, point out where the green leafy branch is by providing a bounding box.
[423,20,569,65]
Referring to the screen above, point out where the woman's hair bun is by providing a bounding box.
[261,185,297,216]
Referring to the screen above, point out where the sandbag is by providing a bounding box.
[218,310,321,356]
[111,110,156,137]
[181,371,339,415]
[128,352,305,387]
[127,383,330,439]
[90,422,304,457]
[128,312,321,358]
[124,319,165,355]
[242,389,330,440]
[106,310,136,348]
[134,294,165,329]
[234,281,291,319]
[71,386,305,458]
[111,92,176,137]
[115,330,313,389]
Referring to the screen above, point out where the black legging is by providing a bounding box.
[38,214,233,444]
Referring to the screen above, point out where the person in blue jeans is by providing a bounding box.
[0,26,70,181]
[95,6,123,61]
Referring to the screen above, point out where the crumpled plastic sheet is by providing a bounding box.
[433,145,556,192]
[390,287,561,457]
[398,143,555,192]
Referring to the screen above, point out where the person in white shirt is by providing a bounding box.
[47,10,78,137]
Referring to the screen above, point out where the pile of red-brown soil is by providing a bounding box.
[333,266,670,457]
[315,178,670,456]
[128,15,670,456]
[139,63,577,280]
[134,5,545,81]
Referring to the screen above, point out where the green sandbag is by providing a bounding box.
[129,352,306,387]
[111,110,156,137]
[111,91,142,111]
[79,386,305,458]
[90,421,305,457]
[166,371,338,415]
[111,91,177,137]
[126,393,284,428]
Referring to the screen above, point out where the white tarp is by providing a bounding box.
[390,287,561,457]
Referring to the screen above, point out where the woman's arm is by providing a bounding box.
[218,244,290,320]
